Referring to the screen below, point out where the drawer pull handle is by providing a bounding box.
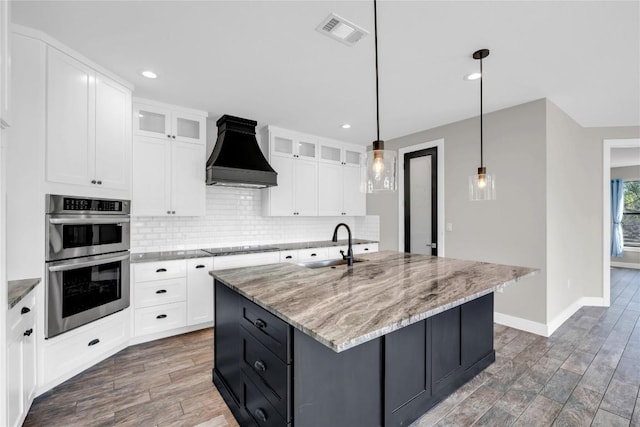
[364,248,369,251]
[156,289,167,294]
[24,328,33,336]
[311,253,317,257]
[156,268,167,273]
[156,314,167,319]
[285,255,292,259]
[254,408,267,423]
[21,307,31,315]
[195,264,206,269]
[254,360,266,372]
[88,339,100,346]
[254,319,267,330]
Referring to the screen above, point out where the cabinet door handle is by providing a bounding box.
[96,180,102,185]
[21,307,31,315]
[172,135,176,139]
[254,408,267,423]
[24,328,33,336]
[88,338,100,346]
[156,289,167,294]
[195,264,206,269]
[156,314,167,319]
[156,268,167,273]
[285,255,292,259]
[254,360,266,372]
[254,319,267,330]
[167,210,171,214]
[91,180,97,184]
[167,134,171,138]
[171,211,176,214]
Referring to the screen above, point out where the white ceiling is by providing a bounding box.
[11,0,640,145]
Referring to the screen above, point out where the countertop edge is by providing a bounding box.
[8,277,41,309]
[213,268,538,353]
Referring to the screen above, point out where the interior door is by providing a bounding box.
[404,148,437,255]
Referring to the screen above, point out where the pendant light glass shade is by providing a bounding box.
[362,140,397,193]
[361,0,397,194]
[469,48,496,201]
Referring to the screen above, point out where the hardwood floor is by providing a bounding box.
[25,268,639,427]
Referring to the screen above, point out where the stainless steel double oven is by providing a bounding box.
[45,194,131,338]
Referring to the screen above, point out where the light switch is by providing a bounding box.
[446,223,453,232]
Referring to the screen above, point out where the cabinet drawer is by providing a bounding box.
[241,328,289,419]
[353,243,379,255]
[8,290,36,334]
[279,251,298,263]
[43,310,128,385]
[135,277,186,308]
[297,247,329,263]
[244,374,287,427]
[240,298,291,363]
[134,302,187,336]
[134,260,186,282]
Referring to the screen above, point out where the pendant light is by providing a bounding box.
[468,48,496,201]
[361,0,397,193]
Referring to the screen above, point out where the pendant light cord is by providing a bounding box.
[374,0,380,142]
[480,56,484,168]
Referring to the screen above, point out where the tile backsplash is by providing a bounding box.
[131,186,379,253]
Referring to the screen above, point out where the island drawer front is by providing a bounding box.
[241,327,290,420]
[240,298,291,363]
[244,373,288,427]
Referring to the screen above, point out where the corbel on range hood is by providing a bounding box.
[206,115,277,188]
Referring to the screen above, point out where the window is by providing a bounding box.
[622,180,640,247]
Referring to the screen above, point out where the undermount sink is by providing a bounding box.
[298,258,366,269]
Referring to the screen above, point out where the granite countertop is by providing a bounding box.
[212,251,537,353]
[130,239,378,263]
[8,278,41,309]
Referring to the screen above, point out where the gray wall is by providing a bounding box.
[611,165,640,266]
[368,99,548,324]
[368,98,640,328]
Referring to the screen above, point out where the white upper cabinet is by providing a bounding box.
[134,101,205,145]
[132,99,207,217]
[318,140,366,216]
[263,126,366,217]
[0,0,11,128]
[262,127,318,216]
[45,46,131,194]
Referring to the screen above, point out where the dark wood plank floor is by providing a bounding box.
[25,268,640,427]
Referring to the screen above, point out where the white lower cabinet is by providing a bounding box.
[298,247,329,263]
[41,309,128,390]
[6,290,36,427]
[353,243,379,255]
[187,258,214,326]
[133,256,214,338]
[134,302,187,336]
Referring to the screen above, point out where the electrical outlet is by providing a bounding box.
[446,223,453,232]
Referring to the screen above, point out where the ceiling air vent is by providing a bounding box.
[316,13,368,47]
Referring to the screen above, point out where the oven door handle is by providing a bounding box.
[48,253,130,272]
[49,217,130,225]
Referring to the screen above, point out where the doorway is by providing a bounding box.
[404,148,437,255]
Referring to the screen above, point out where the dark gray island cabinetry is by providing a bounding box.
[212,251,536,427]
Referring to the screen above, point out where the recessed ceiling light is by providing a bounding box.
[141,70,157,79]
[341,124,351,129]
[464,72,482,81]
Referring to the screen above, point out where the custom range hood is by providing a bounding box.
[206,115,277,188]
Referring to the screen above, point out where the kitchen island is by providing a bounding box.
[211,251,536,427]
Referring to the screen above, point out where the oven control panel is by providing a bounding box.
[47,194,130,215]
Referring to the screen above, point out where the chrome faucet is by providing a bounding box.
[332,223,353,267]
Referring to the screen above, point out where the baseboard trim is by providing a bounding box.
[494,312,549,337]
[611,261,640,270]
[495,296,609,338]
